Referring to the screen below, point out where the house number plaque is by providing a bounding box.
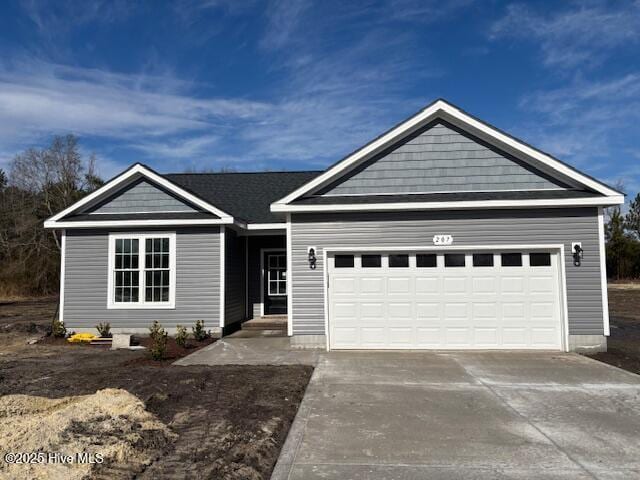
[433,235,453,246]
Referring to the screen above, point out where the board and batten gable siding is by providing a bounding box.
[290,208,604,336]
[224,228,247,325]
[87,179,200,214]
[63,227,220,331]
[318,122,567,196]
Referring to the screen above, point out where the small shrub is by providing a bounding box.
[148,321,168,360]
[51,318,66,338]
[175,324,188,348]
[192,320,209,341]
[96,322,112,338]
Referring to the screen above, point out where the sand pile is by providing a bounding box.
[0,388,176,480]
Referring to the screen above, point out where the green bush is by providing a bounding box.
[148,321,168,360]
[51,317,66,338]
[96,322,111,338]
[175,324,188,348]
[192,320,209,341]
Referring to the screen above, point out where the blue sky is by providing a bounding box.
[0,0,639,197]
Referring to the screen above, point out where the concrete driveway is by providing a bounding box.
[272,351,640,480]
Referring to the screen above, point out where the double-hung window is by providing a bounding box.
[108,233,176,309]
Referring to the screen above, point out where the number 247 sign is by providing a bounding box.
[433,235,453,246]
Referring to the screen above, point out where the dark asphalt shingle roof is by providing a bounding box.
[165,171,321,223]
[292,189,602,205]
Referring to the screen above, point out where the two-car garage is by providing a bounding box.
[327,249,565,350]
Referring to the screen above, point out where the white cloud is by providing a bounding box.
[261,0,311,50]
[514,74,640,195]
[490,1,640,68]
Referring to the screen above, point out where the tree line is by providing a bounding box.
[0,135,102,298]
[606,194,640,280]
[0,135,638,298]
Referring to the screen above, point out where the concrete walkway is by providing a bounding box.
[173,336,321,366]
[272,351,640,480]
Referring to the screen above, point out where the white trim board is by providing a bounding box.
[220,226,226,328]
[59,230,66,324]
[45,218,234,229]
[271,99,621,210]
[286,214,293,336]
[44,163,234,229]
[272,196,624,213]
[598,207,610,336]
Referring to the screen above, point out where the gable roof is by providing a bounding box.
[271,99,624,213]
[166,171,321,224]
[44,163,236,228]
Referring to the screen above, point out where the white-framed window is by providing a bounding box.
[107,232,176,309]
[267,253,287,296]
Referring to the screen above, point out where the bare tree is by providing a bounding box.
[0,135,102,297]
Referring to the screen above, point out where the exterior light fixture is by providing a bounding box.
[307,247,317,269]
[572,243,583,266]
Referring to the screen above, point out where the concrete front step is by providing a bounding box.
[242,316,287,331]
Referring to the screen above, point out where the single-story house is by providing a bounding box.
[45,99,624,352]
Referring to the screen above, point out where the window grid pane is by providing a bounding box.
[114,239,139,303]
[144,237,171,303]
[267,254,287,296]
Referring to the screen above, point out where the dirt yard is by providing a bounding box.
[587,283,640,375]
[0,299,313,479]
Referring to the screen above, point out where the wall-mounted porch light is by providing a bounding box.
[571,242,584,266]
[307,246,317,269]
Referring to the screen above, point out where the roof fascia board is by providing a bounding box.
[44,217,235,229]
[271,194,624,213]
[46,163,234,225]
[272,100,619,208]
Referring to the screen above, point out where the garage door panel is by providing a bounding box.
[501,277,524,293]
[474,328,499,346]
[360,277,385,294]
[444,303,468,318]
[387,277,412,294]
[443,277,467,293]
[415,277,439,293]
[329,250,562,350]
[333,277,357,294]
[472,277,497,294]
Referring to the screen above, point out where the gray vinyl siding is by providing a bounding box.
[89,179,199,214]
[246,235,286,319]
[290,208,604,336]
[63,227,220,331]
[320,122,565,195]
[224,228,246,326]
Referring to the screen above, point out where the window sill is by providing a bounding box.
[107,303,176,310]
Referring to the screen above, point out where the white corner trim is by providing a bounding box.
[286,214,293,336]
[245,236,249,320]
[220,226,226,328]
[44,163,234,227]
[272,99,621,207]
[45,218,235,229]
[597,207,610,336]
[559,244,571,352]
[59,230,66,324]
[106,232,177,310]
[322,247,330,351]
[271,195,624,213]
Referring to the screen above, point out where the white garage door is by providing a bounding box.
[328,250,563,350]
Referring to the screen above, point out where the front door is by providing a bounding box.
[263,251,287,315]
